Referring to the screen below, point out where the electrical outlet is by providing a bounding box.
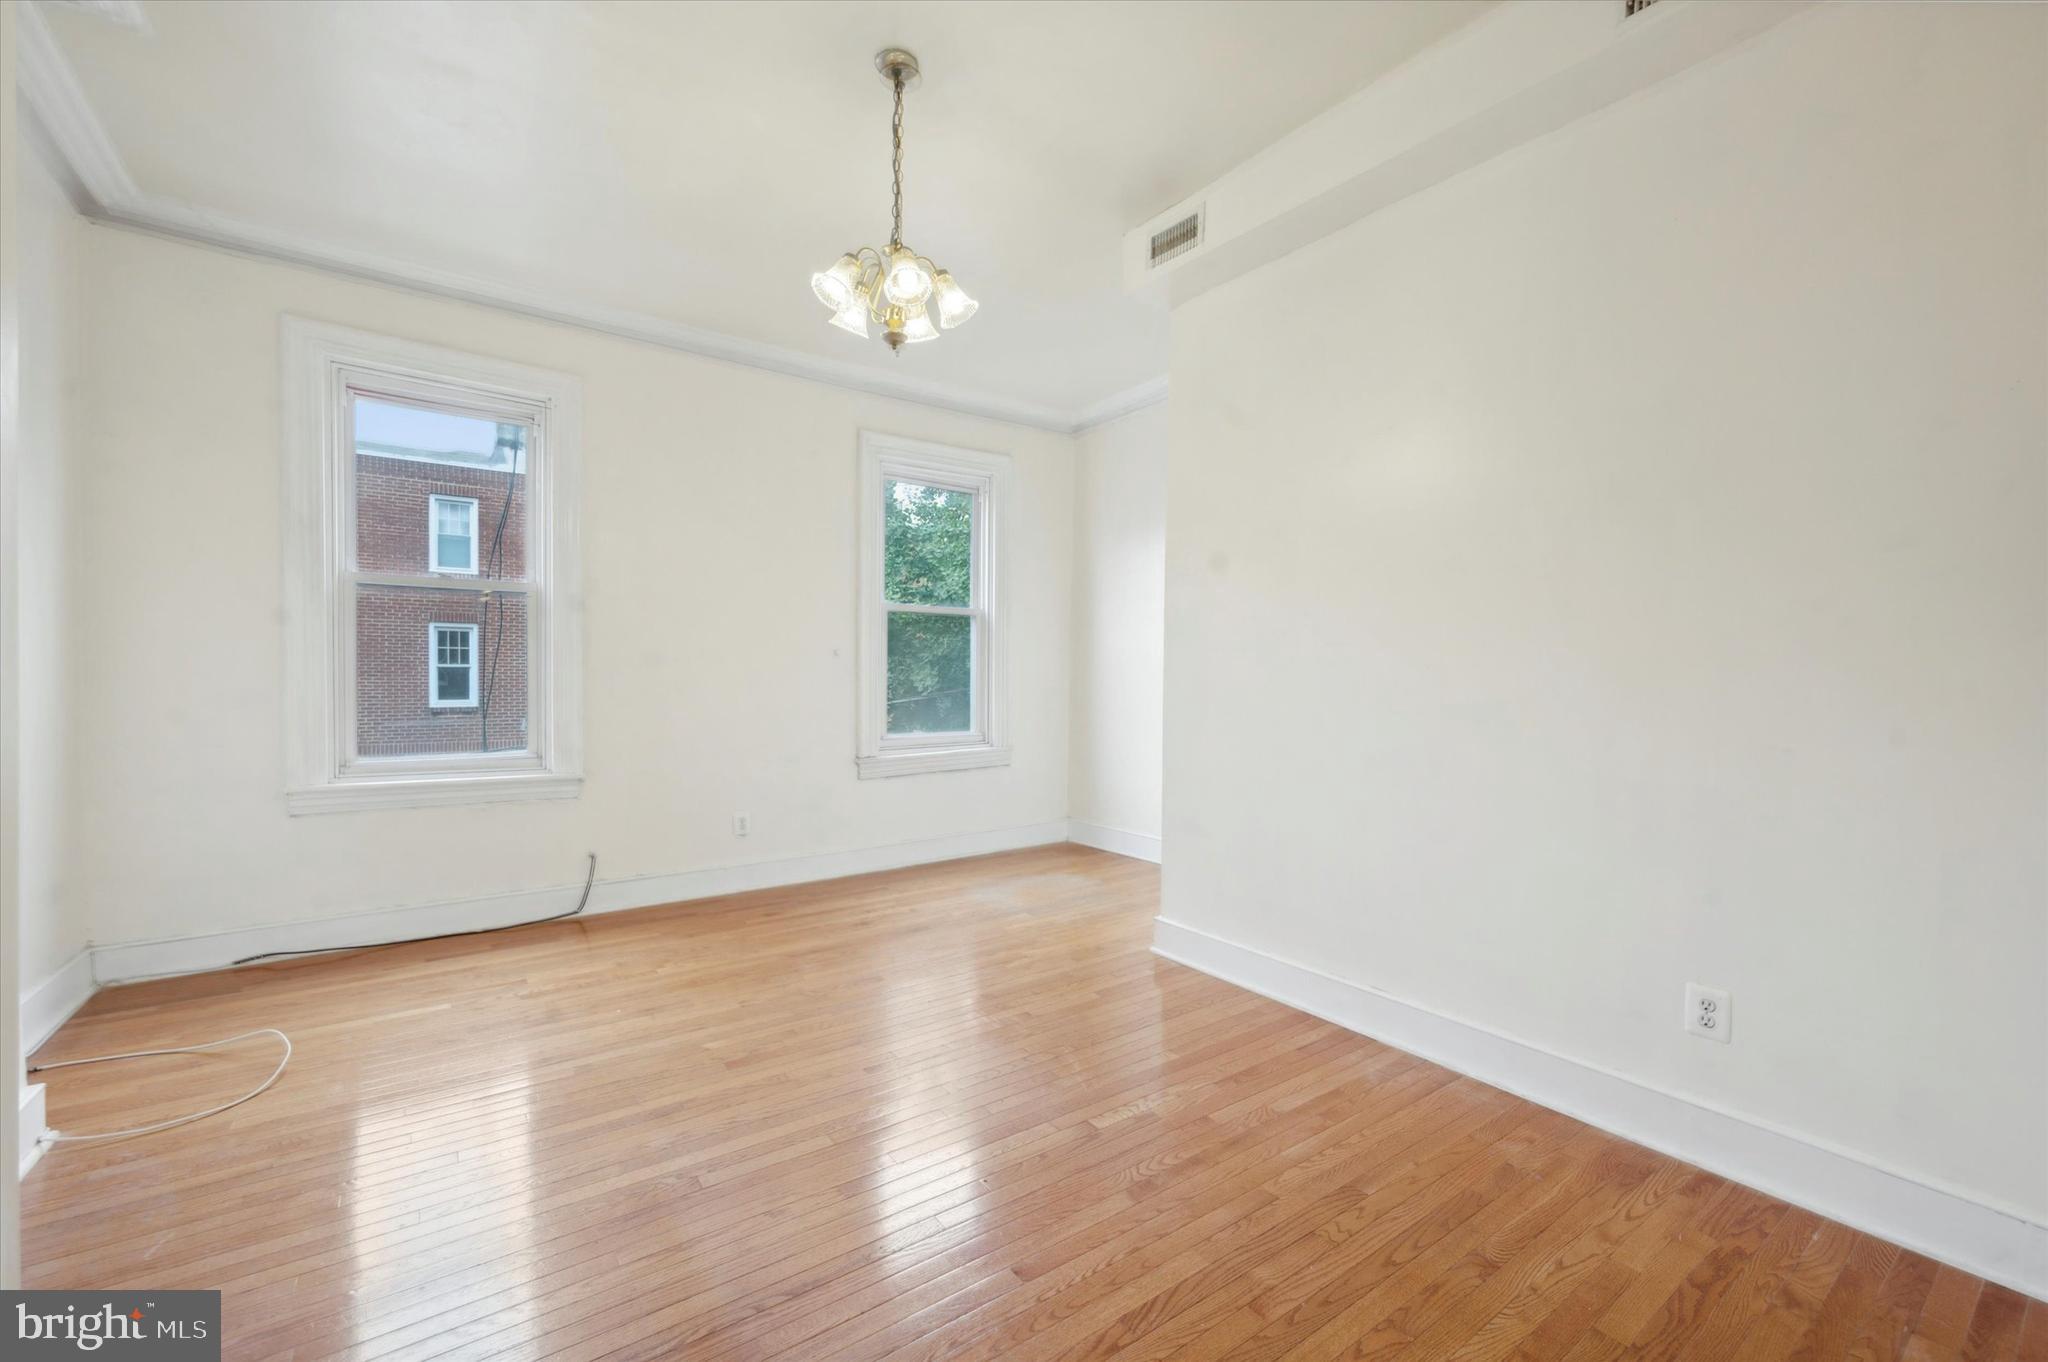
[732,812,750,837]
[1685,983,1731,1043]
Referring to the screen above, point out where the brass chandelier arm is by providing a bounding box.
[842,250,884,323]
[847,251,949,324]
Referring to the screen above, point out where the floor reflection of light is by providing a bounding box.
[341,1056,538,1354]
[842,891,1183,1250]
[845,954,1009,1241]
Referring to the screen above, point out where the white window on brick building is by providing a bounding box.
[430,624,478,708]
[283,320,583,813]
[428,495,480,574]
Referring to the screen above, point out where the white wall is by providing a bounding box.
[1070,401,1166,853]
[2,0,27,1286]
[1164,0,2045,1236]
[65,225,1074,949]
[15,142,84,997]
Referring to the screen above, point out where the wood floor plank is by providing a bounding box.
[1960,1286,2032,1362]
[1789,1232,1907,1362]
[787,1062,1469,1362]
[1726,1217,1861,1362]
[18,844,2036,1361]
[1846,1252,1943,1362]
[1635,1205,1816,1362]
[1029,1114,1596,1362]
[1905,1266,1989,1362]
[2016,1301,2048,1362]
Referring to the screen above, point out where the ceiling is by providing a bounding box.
[34,0,1494,426]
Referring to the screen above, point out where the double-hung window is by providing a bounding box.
[429,623,478,708]
[856,432,1009,777]
[429,495,479,574]
[283,319,583,812]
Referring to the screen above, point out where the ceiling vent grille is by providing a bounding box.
[1148,210,1203,269]
[1623,0,1662,15]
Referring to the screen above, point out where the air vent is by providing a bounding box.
[1148,210,1203,269]
[1623,0,1662,15]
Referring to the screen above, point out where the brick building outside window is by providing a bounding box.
[353,406,530,758]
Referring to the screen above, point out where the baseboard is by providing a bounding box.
[91,821,1072,985]
[1151,916,2048,1299]
[21,948,96,1059]
[1066,821,1162,864]
[20,1083,48,1180]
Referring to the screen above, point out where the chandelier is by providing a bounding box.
[810,48,978,352]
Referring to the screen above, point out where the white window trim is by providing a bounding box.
[856,430,1011,779]
[427,495,480,575]
[282,318,584,814]
[428,622,479,708]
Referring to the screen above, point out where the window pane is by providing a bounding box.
[434,626,471,667]
[355,585,529,759]
[355,396,529,578]
[883,480,972,607]
[886,611,972,734]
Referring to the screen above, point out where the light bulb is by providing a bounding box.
[827,294,869,337]
[932,271,978,329]
[902,303,939,344]
[811,253,862,311]
[883,246,933,306]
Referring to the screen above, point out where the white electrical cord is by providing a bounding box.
[28,1028,292,1145]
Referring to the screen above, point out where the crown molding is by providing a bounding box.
[13,4,1164,437]
[1071,375,1169,433]
[16,0,138,209]
[111,198,1083,431]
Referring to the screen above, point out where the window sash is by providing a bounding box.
[880,600,974,616]
[350,570,533,594]
[884,610,981,742]
[881,482,986,747]
[335,362,547,777]
[882,477,976,610]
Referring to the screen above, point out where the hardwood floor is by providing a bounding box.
[22,845,2042,1360]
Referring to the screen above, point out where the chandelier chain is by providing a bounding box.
[890,74,905,248]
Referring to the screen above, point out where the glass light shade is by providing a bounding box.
[827,295,869,337]
[901,303,939,344]
[932,271,978,329]
[811,253,862,311]
[882,246,933,306]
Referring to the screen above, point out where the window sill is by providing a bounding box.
[856,745,1012,780]
[286,772,583,815]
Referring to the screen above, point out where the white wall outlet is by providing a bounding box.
[732,812,750,837]
[1685,983,1731,1043]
